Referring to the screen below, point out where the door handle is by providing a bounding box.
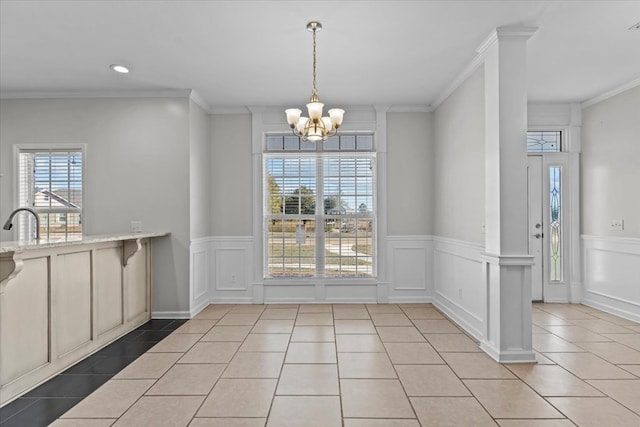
[533,233,542,239]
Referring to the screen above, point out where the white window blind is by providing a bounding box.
[264,134,375,278]
[17,149,83,240]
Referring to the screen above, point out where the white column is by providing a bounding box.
[479,27,537,363]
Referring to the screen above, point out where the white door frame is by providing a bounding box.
[528,151,574,302]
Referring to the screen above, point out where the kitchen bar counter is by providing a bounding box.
[0,231,168,253]
[0,232,168,406]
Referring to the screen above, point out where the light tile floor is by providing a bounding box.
[50,303,640,427]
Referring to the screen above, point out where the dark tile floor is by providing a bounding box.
[0,319,188,427]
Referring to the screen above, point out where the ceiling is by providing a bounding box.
[1,1,639,111]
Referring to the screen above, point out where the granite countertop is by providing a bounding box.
[0,232,170,254]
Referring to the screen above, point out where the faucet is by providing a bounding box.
[3,207,40,240]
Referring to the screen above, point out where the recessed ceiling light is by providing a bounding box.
[110,64,130,74]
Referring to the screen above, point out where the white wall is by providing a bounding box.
[387,112,433,236]
[433,67,485,244]
[580,85,640,321]
[430,66,487,340]
[189,99,212,239]
[210,114,253,236]
[0,98,191,314]
[581,85,640,238]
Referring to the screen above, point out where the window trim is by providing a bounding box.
[527,130,562,153]
[13,143,87,238]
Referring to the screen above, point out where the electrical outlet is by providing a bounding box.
[231,274,237,283]
[609,219,624,231]
[130,221,142,233]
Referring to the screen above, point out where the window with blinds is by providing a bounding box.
[17,149,83,240]
[264,134,375,278]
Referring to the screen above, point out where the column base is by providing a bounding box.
[480,340,536,363]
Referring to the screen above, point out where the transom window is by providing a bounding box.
[17,148,83,240]
[527,131,561,153]
[264,134,375,278]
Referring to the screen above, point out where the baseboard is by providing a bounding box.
[581,295,640,323]
[189,299,212,318]
[388,296,434,304]
[151,310,192,319]
[433,297,484,342]
[480,340,536,363]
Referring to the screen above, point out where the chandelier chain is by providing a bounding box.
[312,26,317,97]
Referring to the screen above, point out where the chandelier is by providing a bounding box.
[285,21,344,142]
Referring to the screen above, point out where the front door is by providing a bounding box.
[527,156,544,301]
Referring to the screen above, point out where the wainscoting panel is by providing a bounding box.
[386,236,433,303]
[325,283,379,303]
[262,283,317,304]
[189,237,254,314]
[189,237,210,316]
[432,237,486,340]
[582,235,640,322]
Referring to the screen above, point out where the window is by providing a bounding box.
[527,131,561,153]
[264,134,375,278]
[17,148,83,239]
[549,166,562,282]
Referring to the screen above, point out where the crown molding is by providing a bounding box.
[431,26,538,112]
[188,90,213,113]
[430,52,485,112]
[476,26,538,56]
[0,89,195,101]
[210,107,251,114]
[387,104,431,113]
[581,76,640,109]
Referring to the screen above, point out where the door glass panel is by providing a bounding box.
[549,167,562,282]
[528,131,561,152]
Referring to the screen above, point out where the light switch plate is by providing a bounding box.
[609,219,624,231]
[130,221,142,233]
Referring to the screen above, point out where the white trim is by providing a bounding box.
[188,90,212,113]
[479,342,536,364]
[387,105,431,113]
[581,234,640,245]
[151,310,192,319]
[430,53,485,111]
[581,76,640,109]
[431,27,538,111]
[208,236,254,243]
[581,235,640,322]
[481,253,535,266]
[211,107,251,115]
[431,235,483,251]
[581,295,640,324]
[431,237,487,343]
[0,89,192,100]
[388,235,434,242]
